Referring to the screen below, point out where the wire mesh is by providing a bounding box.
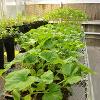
[68,36,94,100]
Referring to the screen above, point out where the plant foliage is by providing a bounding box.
[0,15,37,38]
[0,8,93,100]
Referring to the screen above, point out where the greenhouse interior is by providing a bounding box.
[0,0,100,100]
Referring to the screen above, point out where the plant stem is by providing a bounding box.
[57,80,65,85]
[32,91,48,94]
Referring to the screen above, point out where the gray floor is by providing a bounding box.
[86,37,100,100]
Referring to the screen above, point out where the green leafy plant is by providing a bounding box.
[1,8,93,100]
[0,14,37,38]
[15,14,38,25]
[44,7,87,23]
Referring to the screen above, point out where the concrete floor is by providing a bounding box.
[69,36,100,100]
[86,37,100,100]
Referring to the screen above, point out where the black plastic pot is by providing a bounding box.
[3,37,15,62]
[0,39,4,69]
[29,20,48,29]
[18,20,48,33]
[0,37,15,69]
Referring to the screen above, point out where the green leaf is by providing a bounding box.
[71,67,80,75]
[62,63,74,76]
[36,82,46,91]
[23,94,31,100]
[37,69,44,77]
[5,69,40,91]
[0,69,5,76]
[43,38,53,49]
[22,49,39,64]
[80,64,95,74]
[4,61,16,71]
[12,90,20,100]
[14,53,25,61]
[41,70,53,84]
[23,54,38,64]
[5,53,25,70]
[42,83,62,100]
[30,69,36,76]
[39,50,62,64]
[66,76,82,84]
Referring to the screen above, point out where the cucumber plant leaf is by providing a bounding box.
[80,63,95,74]
[39,50,62,64]
[62,63,74,76]
[65,76,82,84]
[41,70,54,84]
[42,83,62,100]
[23,54,38,64]
[5,69,40,91]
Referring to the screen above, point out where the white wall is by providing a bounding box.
[3,0,100,18]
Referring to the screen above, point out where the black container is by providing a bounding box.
[0,39,4,69]
[0,37,15,69]
[3,37,15,62]
[18,21,48,33]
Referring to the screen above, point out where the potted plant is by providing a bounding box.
[0,8,93,100]
[0,15,48,69]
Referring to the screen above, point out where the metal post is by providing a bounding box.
[60,2,63,8]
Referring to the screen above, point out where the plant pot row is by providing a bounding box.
[0,21,48,69]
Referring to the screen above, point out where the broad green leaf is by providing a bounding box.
[23,49,39,64]
[42,83,62,100]
[30,69,36,76]
[14,53,26,62]
[48,83,61,93]
[12,90,20,100]
[23,54,38,64]
[5,53,25,70]
[39,50,62,64]
[41,70,53,84]
[71,67,80,75]
[36,82,46,91]
[80,64,95,74]
[42,38,53,49]
[39,50,57,62]
[23,94,31,100]
[62,63,74,76]
[66,76,82,84]
[5,69,40,91]
[37,69,44,76]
